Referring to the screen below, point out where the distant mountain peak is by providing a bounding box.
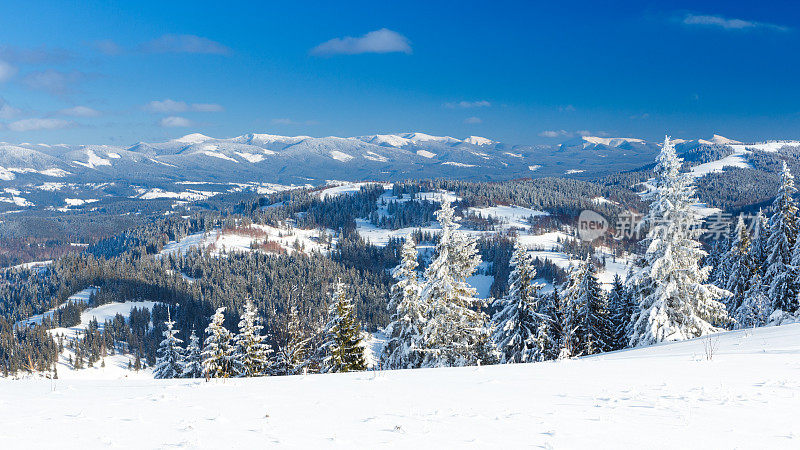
[581,136,645,146]
[463,136,495,146]
[172,133,214,144]
[699,134,742,146]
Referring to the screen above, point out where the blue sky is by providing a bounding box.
[0,0,798,145]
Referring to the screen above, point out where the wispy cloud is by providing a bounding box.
[0,45,75,64]
[7,118,71,132]
[463,116,482,124]
[538,130,571,138]
[444,100,491,109]
[92,39,123,56]
[682,13,789,32]
[0,99,21,119]
[558,104,576,112]
[311,29,411,56]
[23,70,86,95]
[144,99,224,113]
[59,106,101,117]
[0,60,17,82]
[160,116,193,127]
[140,34,231,55]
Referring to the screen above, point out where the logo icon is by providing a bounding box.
[577,210,608,242]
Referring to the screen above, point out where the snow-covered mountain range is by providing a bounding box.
[0,132,737,186]
[1,131,798,213]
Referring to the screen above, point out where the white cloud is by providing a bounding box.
[463,116,482,124]
[145,99,188,113]
[92,39,123,55]
[0,60,17,82]
[558,104,576,112]
[140,34,231,55]
[59,106,101,117]
[539,130,571,138]
[191,103,224,112]
[444,100,491,109]
[145,99,223,113]
[160,116,193,127]
[23,70,85,95]
[0,99,21,119]
[682,14,789,32]
[8,118,71,132]
[311,29,411,56]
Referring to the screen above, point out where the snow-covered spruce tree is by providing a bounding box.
[607,274,635,351]
[765,162,799,313]
[560,257,612,356]
[322,283,367,373]
[734,274,772,329]
[154,309,185,379]
[747,209,770,278]
[724,215,752,318]
[276,305,310,375]
[381,239,426,370]
[627,136,730,346]
[490,241,554,363]
[233,300,274,377]
[419,197,493,367]
[202,307,235,378]
[182,328,203,378]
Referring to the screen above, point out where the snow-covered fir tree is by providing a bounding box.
[202,307,235,378]
[490,241,554,363]
[734,274,772,329]
[607,274,635,351]
[322,283,367,373]
[182,328,203,378]
[560,257,611,357]
[276,305,310,375]
[724,215,753,318]
[233,300,274,377]
[154,309,185,379]
[765,162,799,313]
[419,197,493,367]
[382,239,426,370]
[747,209,770,278]
[628,136,730,346]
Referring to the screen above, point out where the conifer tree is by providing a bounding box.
[202,307,234,378]
[183,328,203,378]
[607,274,635,351]
[154,309,184,379]
[322,283,367,373]
[747,209,770,278]
[233,300,274,377]
[724,215,753,318]
[734,274,772,328]
[490,241,553,363]
[766,162,799,313]
[628,136,730,345]
[419,198,493,367]
[276,306,310,375]
[382,239,426,369]
[560,257,611,356]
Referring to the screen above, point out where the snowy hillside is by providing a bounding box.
[3,323,798,448]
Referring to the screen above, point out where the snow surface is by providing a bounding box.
[329,150,354,162]
[467,205,548,231]
[158,224,335,257]
[689,152,752,178]
[3,324,799,448]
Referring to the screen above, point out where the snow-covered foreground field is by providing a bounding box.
[2,324,799,448]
